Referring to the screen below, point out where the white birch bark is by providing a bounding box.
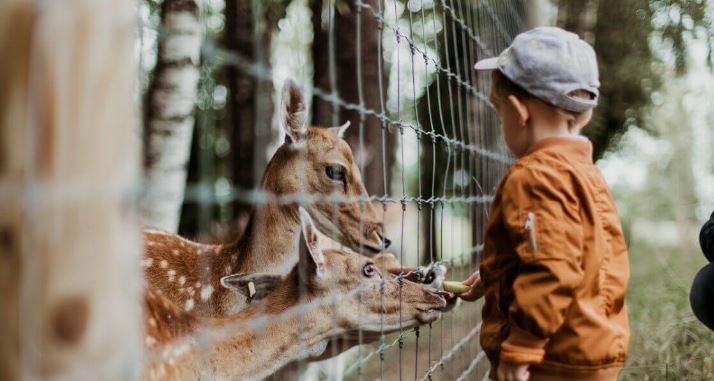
[0,0,142,379]
[142,0,203,233]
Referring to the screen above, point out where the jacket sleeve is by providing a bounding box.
[498,166,585,365]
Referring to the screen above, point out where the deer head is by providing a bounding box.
[261,79,390,255]
[143,209,445,381]
[221,207,445,330]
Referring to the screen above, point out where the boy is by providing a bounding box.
[458,27,630,381]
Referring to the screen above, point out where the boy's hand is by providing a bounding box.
[497,361,530,381]
[456,271,484,301]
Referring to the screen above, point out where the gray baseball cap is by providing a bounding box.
[474,26,599,113]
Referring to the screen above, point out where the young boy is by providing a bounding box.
[458,27,630,381]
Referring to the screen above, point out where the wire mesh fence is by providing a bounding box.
[137,0,529,379]
[5,0,714,380]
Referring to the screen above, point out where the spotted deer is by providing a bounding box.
[143,79,390,317]
[142,208,445,381]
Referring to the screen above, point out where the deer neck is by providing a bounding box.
[181,286,340,381]
[235,203,300,274]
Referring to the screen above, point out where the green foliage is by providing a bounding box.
[557,0,711,160]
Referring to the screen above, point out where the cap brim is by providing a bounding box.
[473,57,499,71]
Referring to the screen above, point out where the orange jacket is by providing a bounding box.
[480,136,629,380]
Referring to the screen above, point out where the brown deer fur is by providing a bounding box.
[142,209,444,381]
[143,80,389,317]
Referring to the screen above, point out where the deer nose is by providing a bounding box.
[378,233,391,249]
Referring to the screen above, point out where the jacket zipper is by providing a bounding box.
[524,212,538,252]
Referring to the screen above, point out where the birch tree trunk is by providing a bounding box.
[142,0,202,233]
[0,0,141,380]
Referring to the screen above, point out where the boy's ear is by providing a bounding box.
[220,273,284,302]
[507,95,529,127]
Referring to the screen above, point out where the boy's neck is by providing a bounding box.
[523,116,585,156]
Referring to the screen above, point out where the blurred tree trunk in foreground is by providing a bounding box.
[142,0,202,233]
[0,0,142,379]
[311,0,394,196]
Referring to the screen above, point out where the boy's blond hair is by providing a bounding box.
[490,71,593,129]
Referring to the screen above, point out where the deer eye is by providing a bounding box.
[325,165,346,181]
[362,263,377,277]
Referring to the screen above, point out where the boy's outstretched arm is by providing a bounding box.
[499,166,585,366]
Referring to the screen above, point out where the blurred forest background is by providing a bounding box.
[137,0,714,378]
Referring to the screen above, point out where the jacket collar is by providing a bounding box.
[524,135,593,163]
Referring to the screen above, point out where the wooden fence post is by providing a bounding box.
[0,0,142,380]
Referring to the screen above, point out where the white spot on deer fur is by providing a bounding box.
[200,285,214,301]
[160,260,168,269]
[145,336,157,347]
[214,245,222,254]
[186,287,195,296]
[142,258,154,268]
[168,270,176,282]
[184,299,194,311]
[178,275,186,286]
[147,241,155,246]
[224,265,232,275]
[195,282,201,288]
[148,318,157,327]
[172,249,179,256]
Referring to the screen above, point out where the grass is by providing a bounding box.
[620,232,714,380]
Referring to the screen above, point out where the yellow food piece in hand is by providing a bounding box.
[443,281,470,294]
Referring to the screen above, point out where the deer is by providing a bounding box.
[142,208,447,381]
[143,79,391,317]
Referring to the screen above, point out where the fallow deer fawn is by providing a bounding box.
[143,208,445,381]
[143,79,390,317]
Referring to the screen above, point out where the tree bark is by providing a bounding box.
[224,0,275,218]
[311,0,394,196]
[0,0,141,379]
[142,0,202,233]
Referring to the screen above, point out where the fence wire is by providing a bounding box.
[142,0,528,380]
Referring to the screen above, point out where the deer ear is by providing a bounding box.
[327,121,350,139]
[280,79,308,143]
[298,207,325,277]
[220,273,283,302]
